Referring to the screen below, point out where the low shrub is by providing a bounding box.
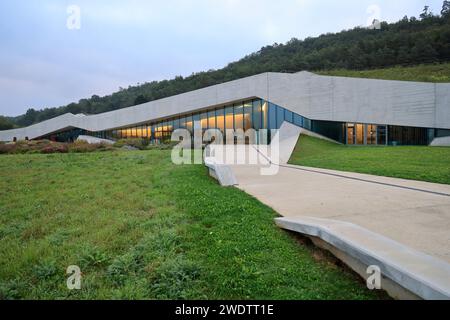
[0,140,69,154]
[78,246,111,269]
[107,250,145,286]
[68,140,114,153]
[32,260,59,280]
[0,138,177,154]
[114,138,150,150]
[0,143,16,154]
[150,257,202,299]
[0,279,28,300]
[41,144,69,154]
[147,141,179,150]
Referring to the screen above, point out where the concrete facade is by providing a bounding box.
[1,71,449,142]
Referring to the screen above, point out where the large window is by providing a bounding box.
[268,103,277,130]
[193,114,200,131]
[173,118,180,130]
[225,106,234,130]
[234,103,244,130]
[346,123,389,145]
[216,108,225,132]
[356,124,365,145]
[262,101,268,129]
[200,113,207,130]
[377,126,387,145]
[180,116,187,129]
[347,124,355,145]
[86,98,325,145]
[276,105,284,128]
[253,100,262,130]
[208,110,216,129]
[243,101,252,130]
[388,125,428,146]
[285,110,293,124]
[294,114,303,128]
[185,115,193,132]
[367,125,377,145]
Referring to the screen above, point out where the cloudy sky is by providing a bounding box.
[0,0,442,116]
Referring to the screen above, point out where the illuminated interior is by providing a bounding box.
[48,97,439,146]
[85,99,312,144]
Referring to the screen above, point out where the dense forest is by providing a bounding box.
[2,2,450,130]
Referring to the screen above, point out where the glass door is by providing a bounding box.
[367,125,377,145]
[347,124,355,145]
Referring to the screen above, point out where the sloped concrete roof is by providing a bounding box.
[1,71,449,141]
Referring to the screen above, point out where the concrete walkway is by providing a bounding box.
[231,164,450,263]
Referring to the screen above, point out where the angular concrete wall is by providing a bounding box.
[1,72,449,141]
[267,72,449,130]
[76,135,115,145]
[430,136,450,147]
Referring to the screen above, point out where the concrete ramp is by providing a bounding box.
[276,216,450,300]
[254,122,337,165]
[430,136,450,147]
[269,122,303,165]
[231,163,450,299]
[77,135,115,145]
[204,156,238,187]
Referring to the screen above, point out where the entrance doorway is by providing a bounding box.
[347,124,355,144]
[346,123,388,145]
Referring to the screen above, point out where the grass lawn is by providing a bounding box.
[318,63,450,83]
[289,135,450,185]
[0,150,386,300]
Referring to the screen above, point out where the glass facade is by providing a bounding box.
[388,125,433,146]
[344,123,436,146]
[346,123,388,146]
[83,98,312,144]
[45,97,440,147]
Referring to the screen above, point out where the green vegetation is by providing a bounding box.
[0,140,114,155]
[319,63,450,83]
[0,151,386,299]
[113,138,178,150]
[8,4,450,127]
[289,135,450,185]
[0,139,178,155]
[0,116,14,130]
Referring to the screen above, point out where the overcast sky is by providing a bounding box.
[0,0,443,116]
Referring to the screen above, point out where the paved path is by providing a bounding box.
[231,164,450,263]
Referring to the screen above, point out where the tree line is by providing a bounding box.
[2,2,450,130]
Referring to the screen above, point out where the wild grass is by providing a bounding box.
[0,150,386,299]
[318,63,450,83]
[289,135,450,185]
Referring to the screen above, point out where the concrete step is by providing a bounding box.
[275,216,450,300]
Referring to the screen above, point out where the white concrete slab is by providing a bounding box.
[231,164,450,263]
[77,135,115,145]
[430,136,450,147]
[275,216,450,300]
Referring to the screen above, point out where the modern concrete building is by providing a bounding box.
[1,71,449,145]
